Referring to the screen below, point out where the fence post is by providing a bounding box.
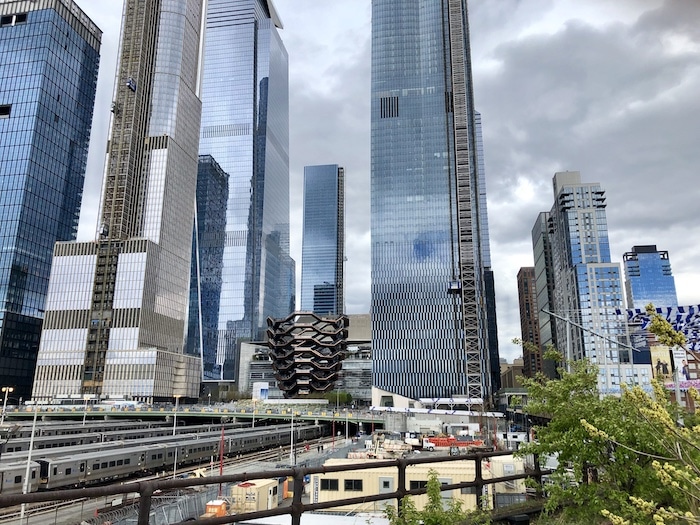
[396,458,407,517]
[474,453,485,508]
[290,467,305,525]
[138,482,154,525]
[533,453,543,498]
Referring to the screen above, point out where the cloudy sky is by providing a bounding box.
[74,1,700,363]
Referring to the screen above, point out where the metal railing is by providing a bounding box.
[0,449,548,525]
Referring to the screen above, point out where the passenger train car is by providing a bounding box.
[0,424,325,495]
[2,422,246,453]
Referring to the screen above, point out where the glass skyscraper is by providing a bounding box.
[623,245,677,309]
[0,1,100,400]
[190,0,293,383]
[546,171,649,393]
[370,0,494,405]
[33,0,205,403]
[300,164,344,315]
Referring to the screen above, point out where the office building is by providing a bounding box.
[476,112,501,393]
[187,155,229,381]
[189,0,293,385]
[300,164,344,315]
[33,0,205,402]
[623,245,677,309]
[370,1,495,405]
[0,0,100,400]
[517,267,541,377]
[545,171,648,393]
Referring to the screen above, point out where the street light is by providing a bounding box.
[172,395,181,479]
[20,398,40,522]
[1,386,14,425]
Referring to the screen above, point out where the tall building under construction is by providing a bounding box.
[33,0,206,402]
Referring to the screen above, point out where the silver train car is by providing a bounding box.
[0,460,40,495]
[2,422,245,453]
[11,424,324,492]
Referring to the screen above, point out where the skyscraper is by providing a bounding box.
[517,267,542,377]
[370,1,494,405]
[189,0,293,384]
[300,164,344,315]
[546,171,648,393]
[623,245,677,309]
[531,211,559,378]
[187,155,229,381]
[33,0,205,402]
[0,0,100,400]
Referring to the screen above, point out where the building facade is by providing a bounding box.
[187,155,229,381]
[0,0,100,400]
[545,171,648,393]
[300,164,344,315]
[33,0,205,403]
[189,0,294,385]
[370,1,494,405]
[623,245,677,309]
[517,267,541,377]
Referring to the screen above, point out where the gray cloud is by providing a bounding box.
[75,0,700,363]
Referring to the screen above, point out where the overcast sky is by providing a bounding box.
[74,0,700,363]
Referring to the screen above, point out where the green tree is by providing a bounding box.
[384,470,491,525]
[516,345,699,524]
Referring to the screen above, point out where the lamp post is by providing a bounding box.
[20,398,40,522]
[172,395,181,479]
[289,410,295,466]
[1,386,14,425]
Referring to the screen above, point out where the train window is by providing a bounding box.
[80,463,85,472]
[168,452,173,457]
[117,460,123,466]
[109,461,116,467]
[93,463,99,470]
[151,454,157,460]
[101,462,107,469]
[125,459,131,465]
[66,468,72,475]
[157,453,163,459]
[31,471,36,479]
[53,467,58,476]
[14,476,21,484]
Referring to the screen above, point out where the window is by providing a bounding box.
[14,475,21,483]
[344,479,363,491]
[66,468,72,475]
[101,462,107,469]
[0,105,11,119]
[410,480,428,490]
[93,463,99,470]
[80,463,85,473]
[320,478,338,491]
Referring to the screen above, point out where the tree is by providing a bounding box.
[516,346,699,524]
[384,469,491,525]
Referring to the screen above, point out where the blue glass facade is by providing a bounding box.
[192,0,293,383]
[0,4,100,400]
[548,172,639,393]
[370,0,492,403]
[187,156,229,378]
[301,165,344,315]
[623,245,677,309]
